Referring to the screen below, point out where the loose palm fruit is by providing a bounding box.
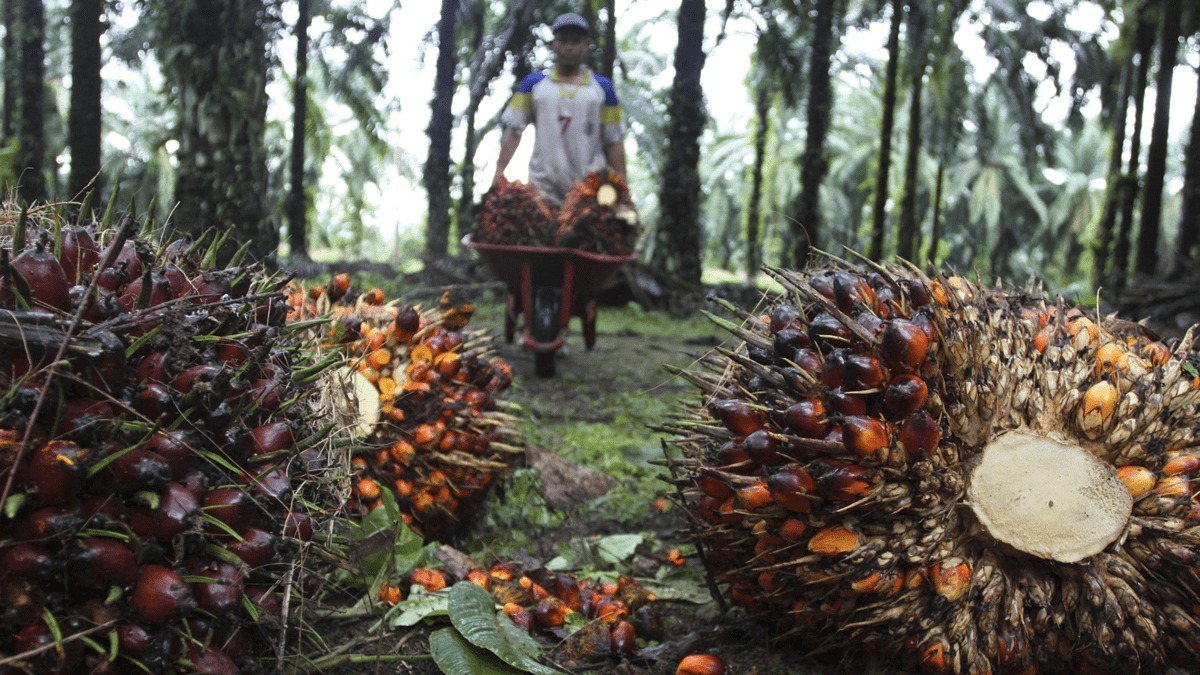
[677,653,726,675]
[666,260,1200,672]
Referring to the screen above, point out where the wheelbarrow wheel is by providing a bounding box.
[535,350,556,378]
[531,287,560,343]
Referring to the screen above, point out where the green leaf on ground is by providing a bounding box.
[447,582,563,675]
[429,627,524,675]
[388,589,451,627]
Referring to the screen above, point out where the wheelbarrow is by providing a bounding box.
[463,234,637,377]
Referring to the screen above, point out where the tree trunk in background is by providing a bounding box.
[160,1,273,259]
[423,0,457,260]
[652,0,705,285]
[15,0,45,204]
[929,161,945,264]
[1112,26,1153,292]
[1173,63,1200,277]
[67,0,102,199]
[2,0,16,140]
[746,85,769,279]
[791,0,836,268]
[869,0,902,262]
[1093,53,1133,289]
[287,0,311,259]
[1136,0,1181,278]
[601,0,617,80]
[897,36,926,262]
[456,2,485,234]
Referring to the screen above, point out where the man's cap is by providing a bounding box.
[552,13,590,36]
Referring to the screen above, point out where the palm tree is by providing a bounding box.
[287,0,311,260]
[896,0,930,262]
[1173,61,1200,277]
[423,0,458,261]
[869,0,902,261]
[15,0,46,204]
[791,0,839,268]
[67,0,102,199]
[1136,0,1183,277]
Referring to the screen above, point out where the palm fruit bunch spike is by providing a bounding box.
[0,210,333,673]
[662,257,1200,673]
[287,282,521,541]
[476,177,558,247]
[555,169,638,255]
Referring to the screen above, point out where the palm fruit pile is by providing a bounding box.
[663,259,1200,673]
[555,169,638,256]
[287,279,521,541]
[475,177,558,247]
[0,215,331,672]
[380,559,661,668]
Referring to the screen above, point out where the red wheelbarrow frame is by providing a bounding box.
[462,234,636,354]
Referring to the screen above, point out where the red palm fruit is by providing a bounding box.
[59,225,101,283]
[809,312,852,347]
[883,373,929,417]
[405,567,450,593]
[116,622,155,656]
[81,493,128,529]
[769,304,802,333]
[0,543,54,579]
[213,340,250,367]
[714,441,752,471]
[853,309,885,337]
[94,262,130,292]
[135,383,175,420]
[161,263,196,298]
[695,474,733,500]
[225,527,277,567]
[1,576,46,627]
[767,467,816,513]
[251,421,294,456]
[250,378,284,411]
[833,271,874,313]
[711,399,762,436]
[897,410,940,459]
[810,459,873,502]
[821,349,848,387]
[845,353,887,390]
[881,318,929,371]
[827,388,868,416]
[743,428,784,466]
[69,537,138,587]
[503,602,534,631]
[677,653,727,675]
[192,560,245,614]
[108,447,171,491]
[186,645,238,675]
[245,586,282,620]
[135,351,170,384]
[171,364,222,394]
[109,240,144,279]
[843,416,890,459]
[11,243,71,311]
[202,487,255,531]
[118,269,173,312]
[26,440,89,504]
[784,399,828,437]
[246,464,292,505]
[147,430,195,479]
[595,596,629,624]
[610,620,637,655]
[282,511,314,540]
[161,237,197,266]
[534,597,574,629]
[129,482,198,539]
[12,504,83,540]
[14,622,83,673]
[131,564,193,624]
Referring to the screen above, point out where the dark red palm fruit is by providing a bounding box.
[853,309,886,337]
[820,349,848,387]
[214,623,254,660]
[118,269,173,312]
[533,597,572,629]
[82,328,131,391]
[843,416,890,459]
[250,421,294,456]
[743,428,785,466]
[57,399,115,440]
[395,305,422,337]
[695,473,733,500]
[161,263,196,298]
[632,604,664,641]
[714,441,752,472]
[189,272,231,303]
[224,527,277,567]
[110,240,144,279]
[129,482,198,539]
[769,304,802,333]
[147,430,195,479]
[772,328,810,361]
[80,494,128,529]
[897,410,941,460]
[767,467,817,513]
[59,225,100,284]
[254,297,290,327]
[161,237,196,267]
[135,383,175,420]
[833,271,875,314]
[827,388,868,416]
[134,351,170,384]
[69,537,139,587]
[610,620,637,655]
[25,440,88,504]
[0,576,46,627]
[883,373,929,417]
[171,364,223,395]
[881,318,930,371]
[245,464,291,505]
[201,488,255,531]
[116,622,156,656]
[249,378,284,411]
[11,243,71,311]
[108,447,171,491]
[281,511,314,541]
[178,468,209,501]
[14,622,83,673]
[810,458,872,502]
[783,399,828,438]
[710,399,762,437]
[900,278,932,307]
[94,262,130,292]
[844,353,888,390]
[245,586,282,620]
[213,340,250,367]
[808,269,837,301]
[191,560,245,614]
[808,312,852,347]
[790,347,823,379]
[131,564,193,624]
[0,543,54,579]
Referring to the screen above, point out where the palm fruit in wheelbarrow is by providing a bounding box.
[555,170,638,255]
[0,212,335,672]
[476,177,558,247]
[287,283,521,541]
[662,258,1200,673]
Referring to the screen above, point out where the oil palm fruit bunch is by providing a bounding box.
[0,212,333,673]
[476,177,558,247]
[287,284,521,541]
[663,258,1200,673]
[555,170,638,256]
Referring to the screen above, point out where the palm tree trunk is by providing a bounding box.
[423,0,457,260]
[897,40,926,262]
[928,160,945,264]
[1,0,16,141]
[652,0,706,284]
[869,0,902,262]
[1093,53,1133,289]
[1136,0,1181,278]
[1112,25,1154,292]
[456,3,485,235]
[15,0,45,204]
[601,0,617,80]
[287,0,311,260]
[791,0,837,268]
[67,0,102,199]
[1173,62,1200,278]
[746,85,769,279]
